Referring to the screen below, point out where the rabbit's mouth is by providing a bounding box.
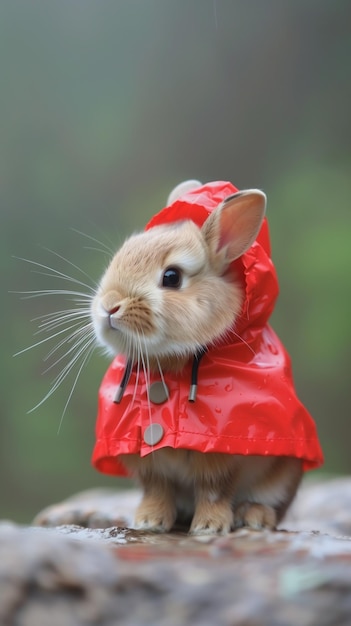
[108,314,121,331]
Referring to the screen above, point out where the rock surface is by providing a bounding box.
[1,477,351,625]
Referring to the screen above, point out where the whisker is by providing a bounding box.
[24,272,97,293]
[13,324,85,357]
[39,246,99,288]
[72,297,94,305]
[36,307,90,323]
[140,334,158,467]
[57,342,96,434]
[76,217,119,254]
[25,271,96,294]
[28,334,96,415]
[82,246,111,255]
[130,349,140,410]
[140,332,153,430]
[50,327,95,380]
[33,331,95,406]
[155,355,167,395]
[13,256,95,293]
[42,322,93,362]
[70,227,114,255]
[12,288,94,300]
[32,307,90,323]
[36,310,91,334]
[231,329,256,356]
[13,242,100,417]
[128,336,140,410]
[42,326,95,374]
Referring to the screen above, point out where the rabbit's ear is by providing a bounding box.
[167,179,202,205]
[202,190,266,268]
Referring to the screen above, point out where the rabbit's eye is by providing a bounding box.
[162,267,182,289]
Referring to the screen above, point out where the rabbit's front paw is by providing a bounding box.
[234,502,277,530]
[134,494,176,532]
[190,501,233,535]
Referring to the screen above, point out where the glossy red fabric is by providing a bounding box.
[92,181,323,476]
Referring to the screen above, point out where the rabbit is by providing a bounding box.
[90,179,322,534]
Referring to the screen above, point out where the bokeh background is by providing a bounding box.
[1,1,350,523]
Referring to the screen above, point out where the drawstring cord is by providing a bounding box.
[113,347,207,404]
[114,358,133,403]
[188,346,207,402]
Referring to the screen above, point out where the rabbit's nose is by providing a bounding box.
[108,305,120,315]
[100,291,123,316]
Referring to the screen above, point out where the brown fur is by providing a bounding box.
[120,450,302,533]
[91,185,303,534]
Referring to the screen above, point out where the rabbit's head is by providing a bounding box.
[91,182,266,369]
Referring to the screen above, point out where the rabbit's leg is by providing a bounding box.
[134,476,177,532]
[190,480,235,535]
[233,457,303,530]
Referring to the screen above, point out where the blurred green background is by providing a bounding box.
[1,1,350,523]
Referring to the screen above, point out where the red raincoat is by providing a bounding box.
[92,181,323,476]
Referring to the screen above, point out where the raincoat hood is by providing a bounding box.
[92,181,323,476]
[145,181,278,345]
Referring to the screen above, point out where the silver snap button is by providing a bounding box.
[149,381,169,404]
[143,423,164,446]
